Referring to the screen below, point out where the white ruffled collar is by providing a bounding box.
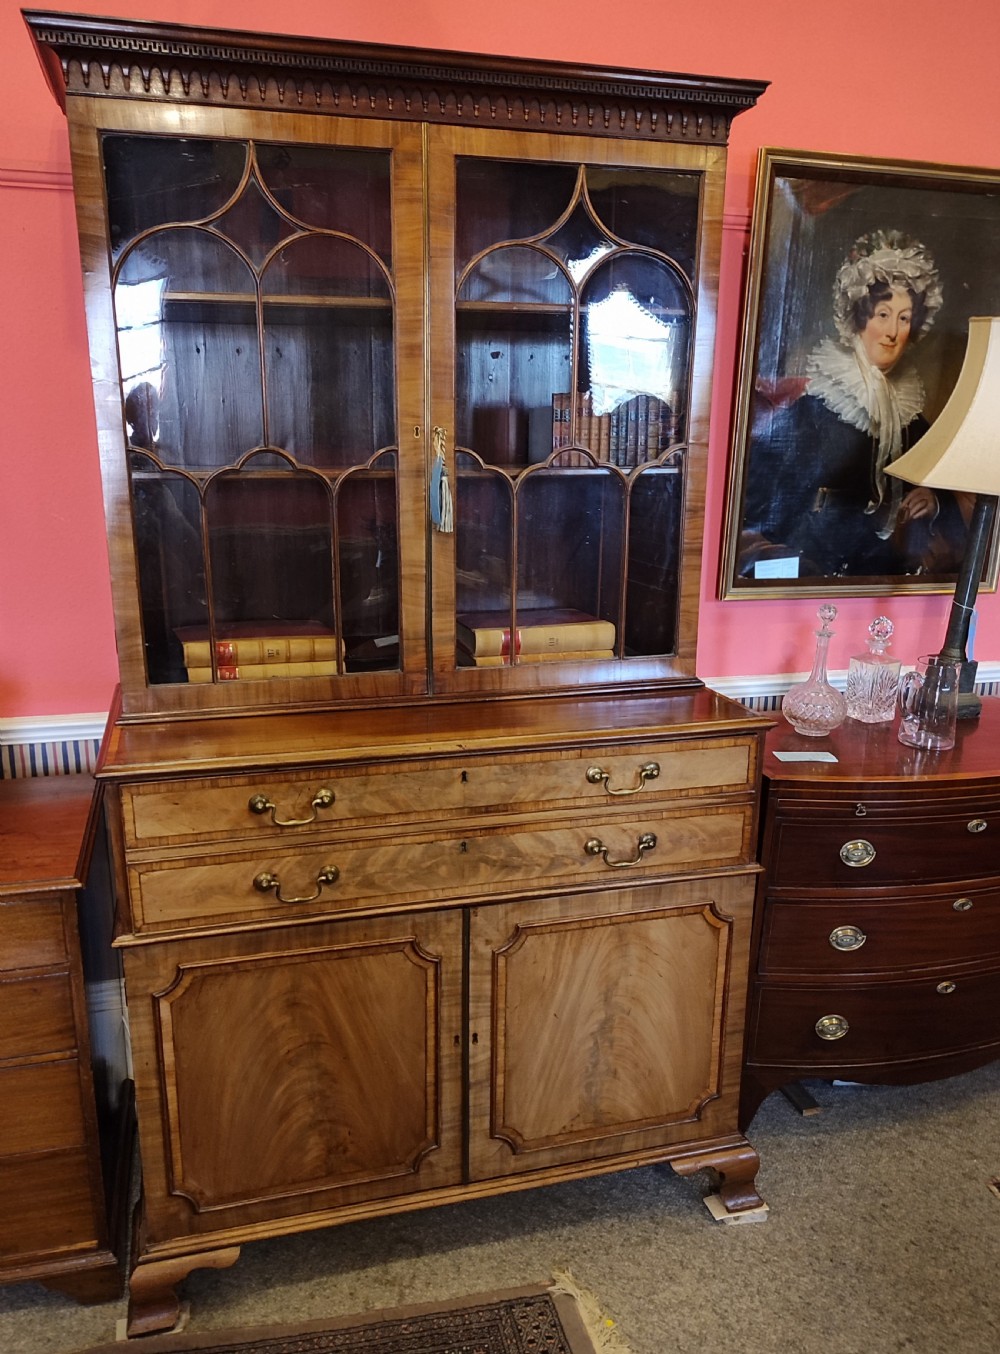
[804,337,927,533]
[805,337,925,434]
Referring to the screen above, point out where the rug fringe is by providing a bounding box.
[549,1269,633,1354]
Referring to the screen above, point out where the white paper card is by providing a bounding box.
[772,750,839,763]
[754,556,799,579]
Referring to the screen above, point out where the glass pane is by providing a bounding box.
[455,456,514,624]
[457,308,572,466]
[116,230,264,468]
[103,135,247,256]
[517,469,624,634]
[581,256,692,456]
[129,460,207,685]
[339,460,401,670]
[586,166,701,277]
[455,159,578,266]
[624,464,683,657]
[544,203,615,280]
[257,144,392,262]
[204,471,335,682]
[458,247,572,305]
[212,177,295,267]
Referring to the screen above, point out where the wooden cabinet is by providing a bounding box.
[26,12,770,1337]
[0,776,130,1302]
[742,702,1000,1127]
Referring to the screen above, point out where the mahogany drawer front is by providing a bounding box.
[119,737,755,850]
[0,1060,86,1156]
[0,1149,98,1261]
[766,805,1000,888]
[0,898,68,972]
[748,970,1000,1068]
[758,887,1000,976]
[0,974,76,1061]
[127,802,755,933]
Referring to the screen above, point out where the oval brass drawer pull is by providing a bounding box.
[936,980,957,995]
[968,819,988,834]
[252,865,340,904]
[815,1014,850,1041]
[585,832,657,868]
[829,925,867,952]
[586,762,660,796]
[840,838,876,867]
[953,897,974,912]
[248,788,335,827]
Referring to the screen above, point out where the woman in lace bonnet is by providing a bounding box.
[740,229,966,578]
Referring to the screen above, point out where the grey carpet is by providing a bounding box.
[3,1066,999,1354]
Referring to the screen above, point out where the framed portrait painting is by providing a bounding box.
[719,149,1000,599]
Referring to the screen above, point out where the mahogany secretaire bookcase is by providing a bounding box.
[26,10,769,1334]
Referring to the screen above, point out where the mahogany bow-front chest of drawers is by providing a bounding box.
[0,775,129,1301]
[742,698,1000,1127]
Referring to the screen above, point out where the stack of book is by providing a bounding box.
[551,392,678,466]
[176,623,342,682]
[456,608,616,667]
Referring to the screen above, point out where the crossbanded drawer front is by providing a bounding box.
[0,899,68,972]
[0,1060,86,1156]
[128,803,755,932]
[748,971,1000,1067]
[759,887,1000,975]
[0,974,76,1061]
[767,807,1000,888]
[119,738,755,850]
[0,1149,98,1259]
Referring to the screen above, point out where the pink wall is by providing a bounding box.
[3,0,1000,716]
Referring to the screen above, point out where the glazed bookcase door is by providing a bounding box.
[427,126,725,693]
[67,103,427,718]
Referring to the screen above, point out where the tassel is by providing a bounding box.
[430,425,454,534]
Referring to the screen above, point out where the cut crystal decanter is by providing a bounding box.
[845,615,901,724]
[782,603,847,736]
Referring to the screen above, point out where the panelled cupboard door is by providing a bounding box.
[122,911,464,1242]
[466,875,755,1179]
[427,125,726,693]
[66,101,428,718]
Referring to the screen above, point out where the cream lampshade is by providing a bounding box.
[886,316,1000,718]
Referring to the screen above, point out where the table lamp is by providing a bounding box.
[886,315,1000,719]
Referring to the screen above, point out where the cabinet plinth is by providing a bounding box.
[743,699,1000,1128]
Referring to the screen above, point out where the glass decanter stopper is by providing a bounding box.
[845,615,901,724]
[782,603,847,736]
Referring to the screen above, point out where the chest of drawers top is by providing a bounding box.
[0,775,99,898]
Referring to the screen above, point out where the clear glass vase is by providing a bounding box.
[846,615,901,724]
[782,604,847,736]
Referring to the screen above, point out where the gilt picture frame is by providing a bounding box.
[719,148,1000,599]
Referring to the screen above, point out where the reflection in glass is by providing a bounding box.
[130,462,207,684]
[624,464,683,657]
[338,459,401,669]
[103,135,248,256]
[455,455,513,619]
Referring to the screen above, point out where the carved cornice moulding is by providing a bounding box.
[24,11,768,144]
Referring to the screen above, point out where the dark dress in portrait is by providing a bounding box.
[739,391,967,579]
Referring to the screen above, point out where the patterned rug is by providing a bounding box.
[80,1286,607,1354]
